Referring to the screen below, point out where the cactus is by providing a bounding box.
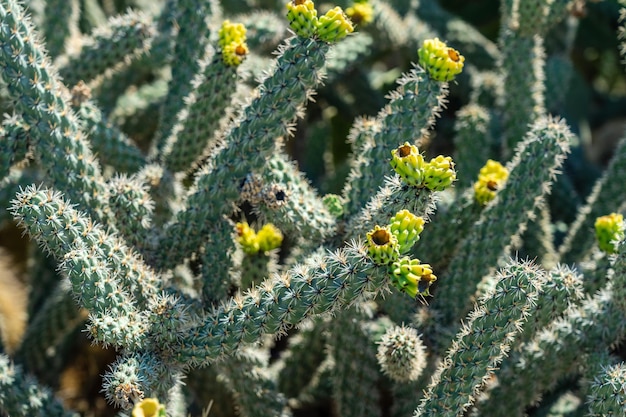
[0,0,625,416]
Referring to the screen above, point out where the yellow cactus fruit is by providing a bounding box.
[390,142,426,187]
[418,38,465,82]
[345,2,374,26]
[257,223,284,252]
[389,210,425,254]
[218,21,248,67]
[222,42,249,67]
[286,0,318,38]
[316,6,354,43]
[473,159,509,205]
[389,257,437,298]
[366,225,399,265]
[595,213,625,254]
[236,222,260,255]
[422,155,456,191]
[132,398,166,417]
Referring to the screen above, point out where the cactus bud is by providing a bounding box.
[132,398,166,417]
[474,159,509,205]
[236,222,259,255]
[222,42,249,67]
[366,225,399,265]
[376,325,427,382]
[595,213,625,254]
[422,155,456,191]
[286,0,318,38]
[390,142,426,187]
[257,223,283,252]
[316,6,354,43]
[418,38,465,82]
[389,256,436,297]
[322,193,344,217]
[389,210,425,254]
[345,2,374,26]
[218,21,248,67]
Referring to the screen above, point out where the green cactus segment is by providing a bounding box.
[201,216,240,305]
[0,354,76,417]
[415,260,544,417]
[0,115,31,178]
[389,256,436,297]
[0,0,107,220]
[343,69,447,216]
[74,95,147,174]
[247,153,337,243]
[10,186,161,307]
[154,0,220,151]
[584,362,626,416]
[216,348,290,417]
[58,10,155,87]
[156,37,330,270]
[239,251,280,292]
[235,10,287,51]
[173,241,387,365]
[453,104,494,190]
[432,116,571,327]
[377,324,427,383]
[389,209,425,253]
[418,38,465,82]
[595,213,625,254]
[367,225,400,265]
[559,135,626,264]
[42,0,79,58]
[330,307,381,417]
[500,31,546,157]
[286,0,318,38]
[107,175,155,251]
[516,0,574,37]
[324,32,374,81]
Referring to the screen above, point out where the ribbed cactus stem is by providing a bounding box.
[0,0,107,220]
[155,36,330,270]
[431,116,571,327]
[172,240,388,365]
[414,260,544,417]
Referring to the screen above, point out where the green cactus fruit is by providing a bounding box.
[366,225,399,265]
[286,0,318,39]
[389,256,436,297]
[389,209,425,254]
[418,38,465,82]
[422,155,456,191]
[316,6,354,43]
[474,159,509,205]
[322,193,345,217]
[595,213,625,254]
[390,142,426,187]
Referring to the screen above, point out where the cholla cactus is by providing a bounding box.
[0,0,624,416]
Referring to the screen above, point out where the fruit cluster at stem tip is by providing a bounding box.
[236,222,284,255]
[131,398,166,417]
[390,142,456,191]
[595,213,625,254]
[218,20,248,66]
[418,37,465,82]
[474,159,509,205]
[366,210,436,298]
[345,0,374,26]
[286,0,354,42]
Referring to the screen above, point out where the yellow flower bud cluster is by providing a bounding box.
[286,0,354,43]
[132,398,166,417]
[218,20,248,67]
[595,213,625,254]
[390,142,456,191]
[473,159,509,205]
[365,210,435,298]
[345,1,374,26]
[236,222,283,255]
[418,38,465,82]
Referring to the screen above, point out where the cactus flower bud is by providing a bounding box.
[286,0,318,38]
[367,225,399,265]
[345,2,374,26]
[474,159,509,205]
[218,21,247,49]
[418,38,465,82]
[390,142,426,187]
[257,223,283,252]
[132,398,166,417]
[236,221,260,255]
[389,257,436,297]
[322,193,344,217]
[389,209,425,254]
[422,155,456,191]
[316,6,354,43]
[595,213,625,254]
[222,42,249,67]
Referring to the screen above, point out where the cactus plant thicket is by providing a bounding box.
[1,0,626,416]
